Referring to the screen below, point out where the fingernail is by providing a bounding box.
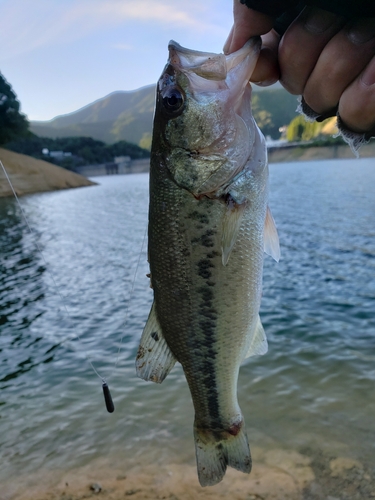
[223,25,234,54]
[347,19,375,45]
[252,78,278,87]
[361,60,375,86]
[316,106,338,122]
[302,7,340,35]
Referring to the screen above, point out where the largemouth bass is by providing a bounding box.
[136,38,280,487]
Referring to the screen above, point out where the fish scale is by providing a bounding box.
[136,38,280,487]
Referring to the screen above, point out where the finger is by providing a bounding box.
[338,56,375,133]
[224,25,234,55]
[303,19,375,114]
[279,7,346,94]
[251,30,280,85]
[224,1,274,54]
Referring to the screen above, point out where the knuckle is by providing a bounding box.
[339,83,375,132]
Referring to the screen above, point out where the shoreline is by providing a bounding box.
[268,141,375,163]
[0,148,96,198]
[1,142,373,198]
[3,446,373,500]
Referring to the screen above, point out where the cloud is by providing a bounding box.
[97,0,203,27]
[112,43,133,51]
[0,0,226,61]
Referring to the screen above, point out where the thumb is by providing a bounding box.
[224,1,274,54]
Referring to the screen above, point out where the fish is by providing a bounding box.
[135,38,280,487]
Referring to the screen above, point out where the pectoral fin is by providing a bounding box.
[264,206,280,262]
[221,199,246,266]
[245,315,268,358]
[136,301,176,383]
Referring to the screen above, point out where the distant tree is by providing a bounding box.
[5,135,150,170]
[252,88,299,138]
[139,132,152,151]
[252,95,273,134]
[107,140,150,159]
[0,73,29,144]
[287,115,323,142]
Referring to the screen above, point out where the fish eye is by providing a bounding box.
[162,88,184,115]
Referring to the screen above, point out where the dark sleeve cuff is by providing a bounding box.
[239,0,299,18]
[240,0,375,19]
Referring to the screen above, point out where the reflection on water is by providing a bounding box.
[0,200,47,385]
[0,160,374,488]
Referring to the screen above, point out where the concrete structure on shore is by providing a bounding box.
[73,157,150,177]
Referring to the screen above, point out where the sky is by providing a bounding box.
[0,0,234,121]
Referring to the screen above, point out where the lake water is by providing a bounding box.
[1,158,375,498]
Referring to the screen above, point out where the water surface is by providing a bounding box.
[0,159,374,493]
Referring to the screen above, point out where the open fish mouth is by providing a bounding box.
[168,37,261,80]
[167,37,261,111]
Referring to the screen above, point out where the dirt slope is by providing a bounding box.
[0,148,96,198]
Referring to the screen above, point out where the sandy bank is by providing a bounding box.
[0,148,96,198]
[4,447,374,500]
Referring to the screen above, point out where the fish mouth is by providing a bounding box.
[168,42,228,81]
[168,37,261,90]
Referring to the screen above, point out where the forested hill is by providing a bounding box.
[30,84,299,148]
[30,86,155,149]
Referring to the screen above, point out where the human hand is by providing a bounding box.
[224,3,280,86]
[224,1,375,137]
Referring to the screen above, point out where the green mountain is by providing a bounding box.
[30,84,299,147]
[30,86,155,147]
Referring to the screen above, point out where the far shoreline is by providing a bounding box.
[86,142,375,177]
[268,141,375,163]
[1,142,374,199]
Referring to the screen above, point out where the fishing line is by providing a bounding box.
[0,159,114,413]
[115,226,147,369]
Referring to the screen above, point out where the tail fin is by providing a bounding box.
[194,421,252,487]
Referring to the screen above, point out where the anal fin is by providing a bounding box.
[245,315,268,358]
[136,301,176,383]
